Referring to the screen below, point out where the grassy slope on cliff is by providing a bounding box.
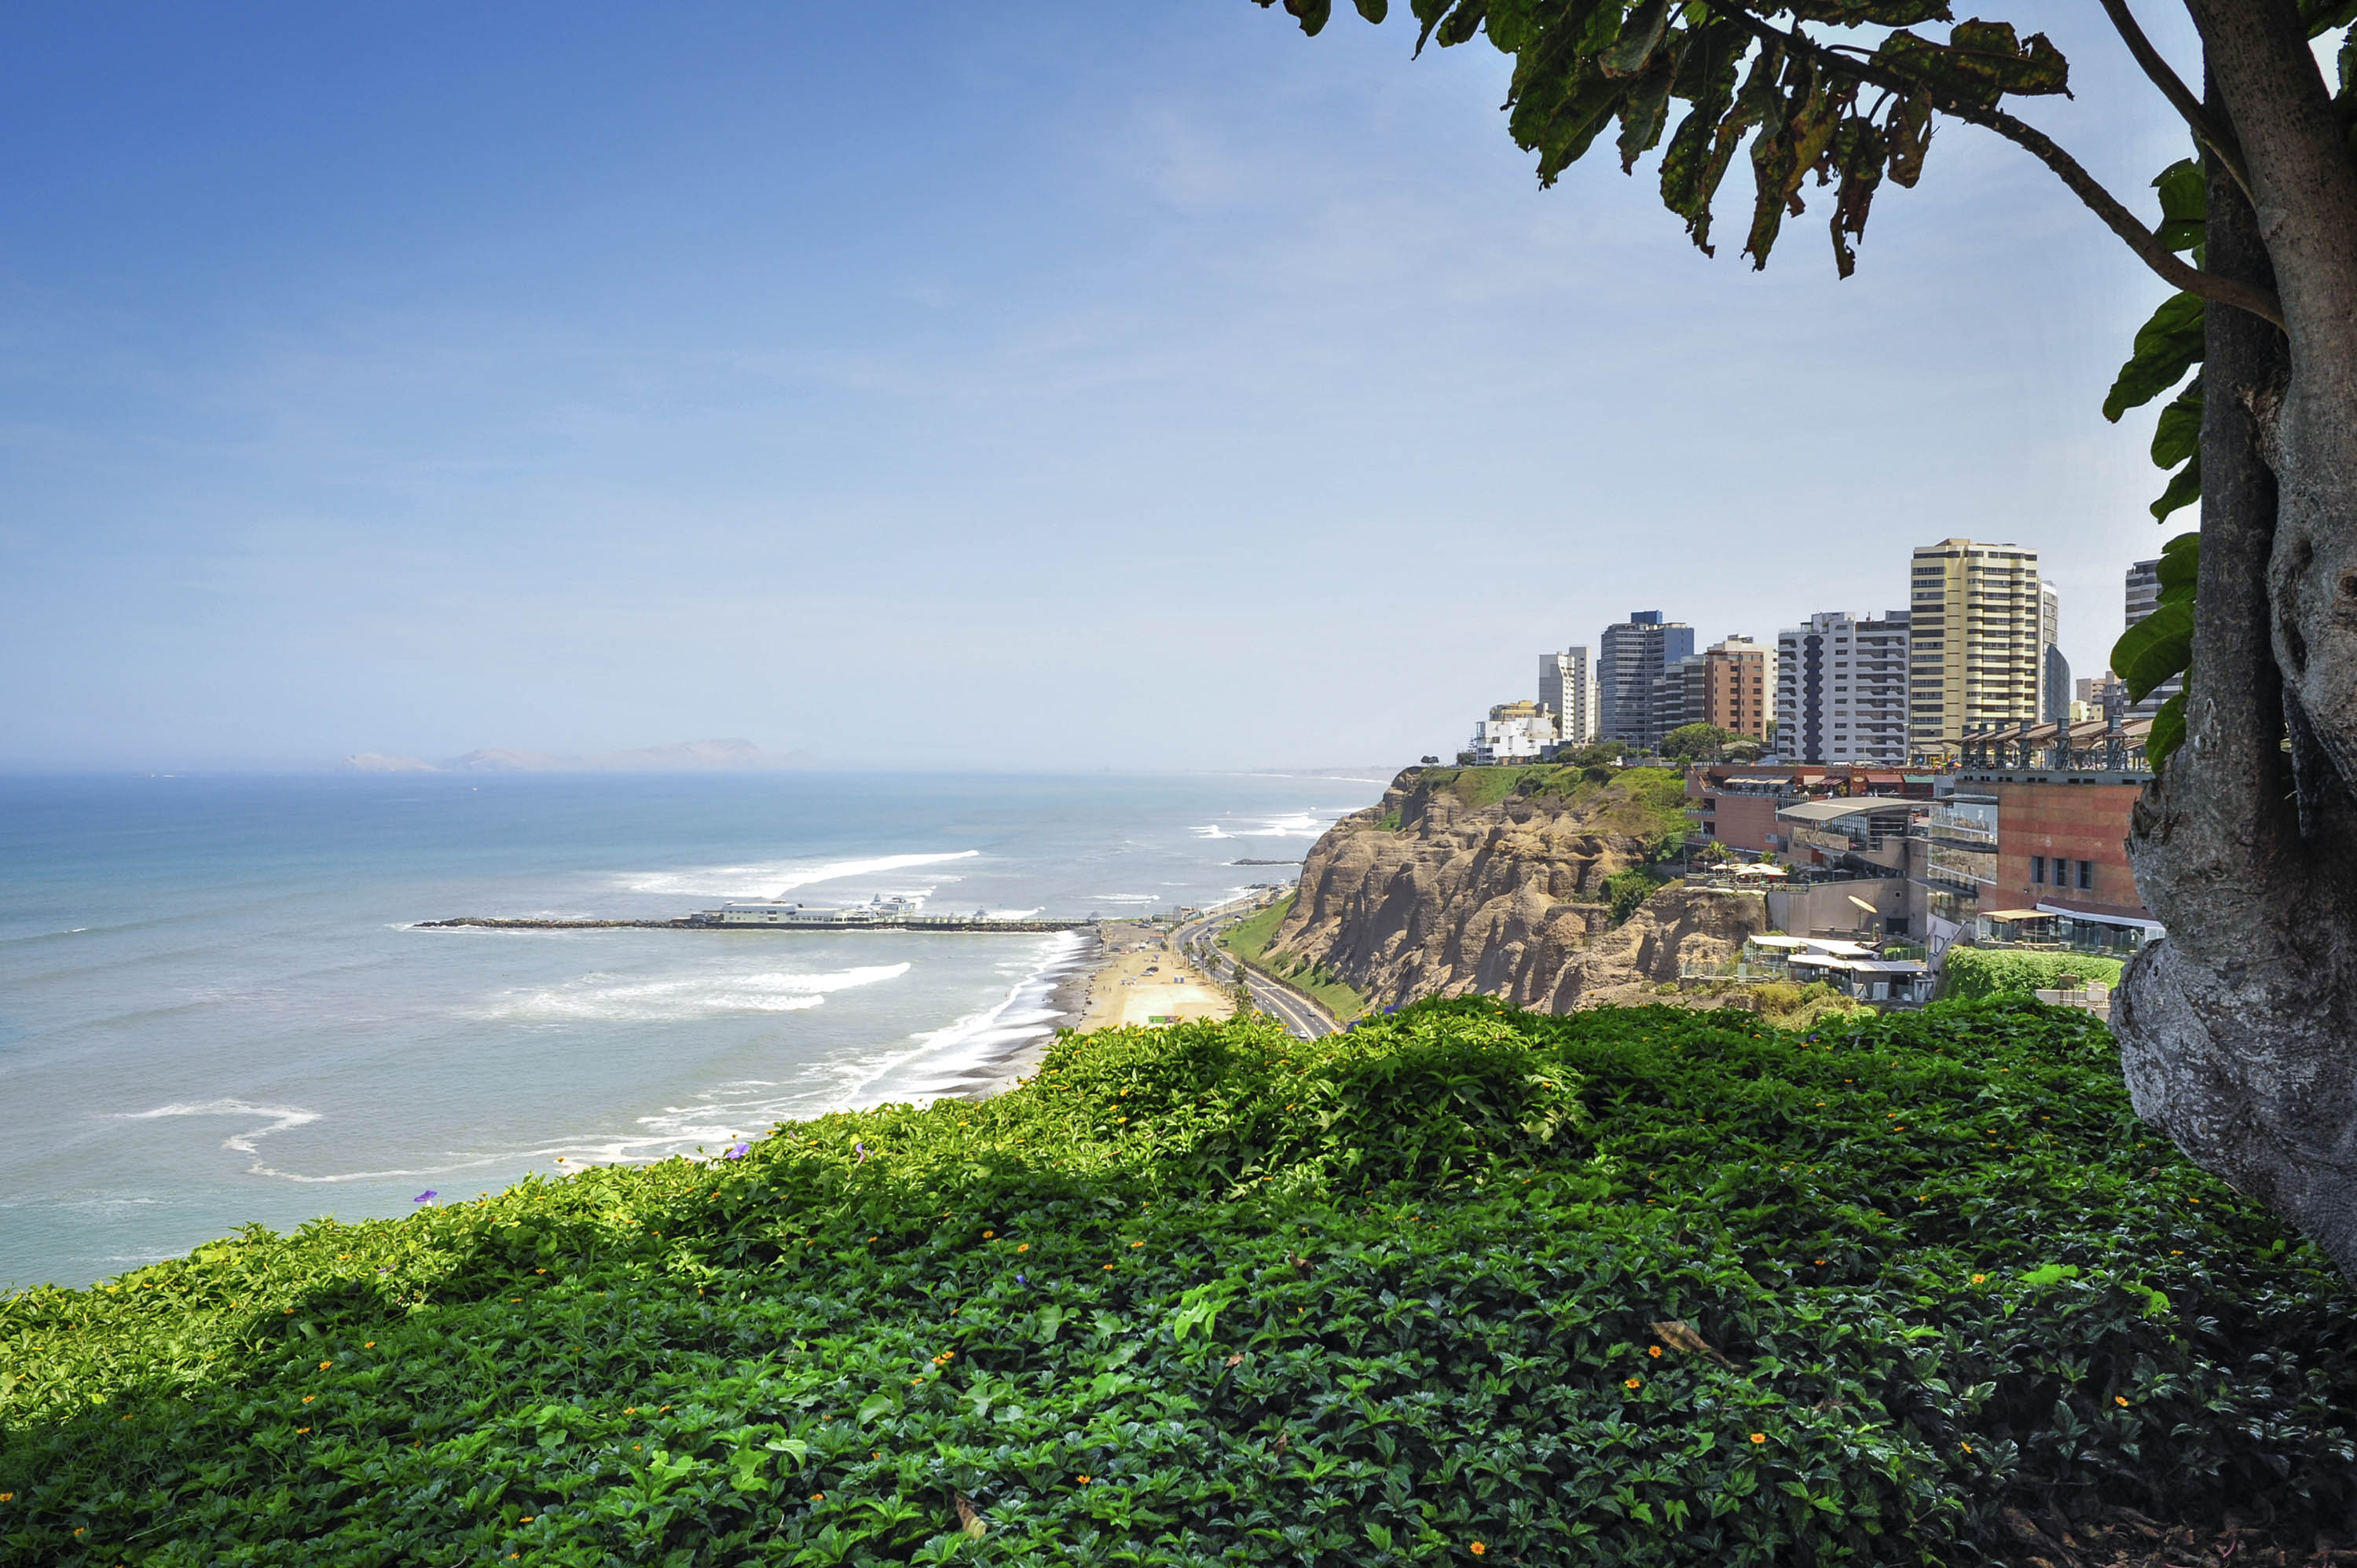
[1418,765,1689,857]
[5,1002,2355,1566]
[1221,895,1367,1020]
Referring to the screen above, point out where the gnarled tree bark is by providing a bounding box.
[2118,44,2357,1276]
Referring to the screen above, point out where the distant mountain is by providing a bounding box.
[339,739,819,774]
[341,752,440,773]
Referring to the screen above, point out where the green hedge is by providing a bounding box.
[5,1000,2352,1566]
[1941,947,2126,1000]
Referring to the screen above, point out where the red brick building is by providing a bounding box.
[1984,779,2150,922]
[1701,639,1773,741]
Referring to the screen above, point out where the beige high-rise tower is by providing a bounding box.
[1907,538,2047,757]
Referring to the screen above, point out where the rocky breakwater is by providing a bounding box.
[1267,765,1766,1012]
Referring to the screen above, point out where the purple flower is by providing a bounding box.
[724,1142,749,1160]
[413,1190,438,1204]
[1016,1273,1026,1284]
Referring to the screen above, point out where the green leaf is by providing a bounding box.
[2019,1262,2080,1288]
[1353,0,1389,20]
[1876,22,2068,110]
[2156,531,2198,603]
[2113,599,2194,702]
[2150,376,2202,467]
[2302,0,2357,37]
[2150,457,2202,522]
[1616,51,1680,173]
[1599,0,1673,79]
[2153,158,2205,253]
[1291,0,1333,36]
[2103,291,2204,421]
[2147,689,2189,767]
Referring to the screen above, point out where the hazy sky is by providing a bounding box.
[2,1,2215,769]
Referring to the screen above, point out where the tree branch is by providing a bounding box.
[1957,99,2283,326]
[1699,2,2286,328]
[2094,0,2252,196]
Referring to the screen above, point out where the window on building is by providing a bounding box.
[2030,855,2046,885]
[2078,859,2095,891]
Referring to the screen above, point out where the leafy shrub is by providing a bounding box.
[1604,869,1656,925]
[1942,948,2126,1000]
[5,1001,2353,1566]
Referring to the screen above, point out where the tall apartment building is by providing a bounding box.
[1597,611,1693,749]
[1649,653,1707,746]
[1776,611,1912,764]
[1538,647,1593,746]
[2044,644,2073,724]
[2124,559,2183,717]
[1908,539,2047,755]
[1702,637,1775,740]
[2040,581,2069,723]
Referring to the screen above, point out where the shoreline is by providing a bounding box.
[966,921,1114,1097]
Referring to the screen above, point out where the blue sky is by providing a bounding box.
[2,0,2212,769]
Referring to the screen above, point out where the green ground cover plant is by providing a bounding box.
[5,1000,2352,1566]
[1940,951,2127,1002]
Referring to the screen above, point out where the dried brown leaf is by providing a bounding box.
[1646,1318,1738,1367]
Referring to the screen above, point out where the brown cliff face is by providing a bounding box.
[1270,767,1766,1012]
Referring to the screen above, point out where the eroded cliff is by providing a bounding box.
[1267,765,1766,1012]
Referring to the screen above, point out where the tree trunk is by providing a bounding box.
[2117,23,2357,1277]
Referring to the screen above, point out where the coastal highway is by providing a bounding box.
[1169,904,1342,1041]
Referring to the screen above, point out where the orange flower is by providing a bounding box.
[318,1361,332,1370]
[1017,1244,1030,1253]
[1102,1263,1115,1270]
[1648,1346,1662,1358]
[1624,1378,1641,1390]
[364,1342,376,1349]
[0,1493,13,1503]
[1471,1545,1486,1557]
[1749,1433,1767,1445]
[296,1427,311,1434]
[302,1395,315,1404]
[2114,1395,2129,1407]
[1970,1273,1987,1284]
[519,1516,534,1523]
[811,1493,825,1502]
[982,1230,995,1239]
[1077,1475,1091,1485]
[1130,1240,1144,1248]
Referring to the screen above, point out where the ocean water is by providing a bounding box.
[0,770,1382,1291]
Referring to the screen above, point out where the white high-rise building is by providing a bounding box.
[1539,647,1593,747]
[1908,539,2047,754]
[1776,610,1913,764]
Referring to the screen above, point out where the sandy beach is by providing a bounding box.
[972,918,1249,1097]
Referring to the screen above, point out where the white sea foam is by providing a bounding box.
[124,1099,321,1156]
[1240,811,1331,837]
[473,962,911,1023]
[1091,894,1159,903]
[618,850,980,899]
[1195,811,1334,840]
